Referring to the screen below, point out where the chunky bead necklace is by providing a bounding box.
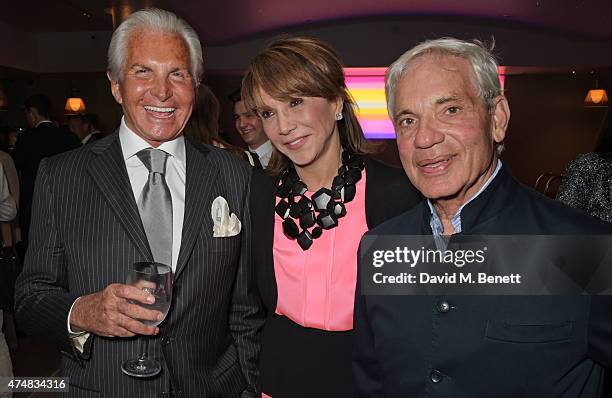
[275,151,365,250]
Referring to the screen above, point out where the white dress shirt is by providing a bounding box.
[82,130,101,145]
[249,140,273,168]
[119,118,186,271]
[35,120,53,127]
[68,118,186,340]
[428,160,502,249]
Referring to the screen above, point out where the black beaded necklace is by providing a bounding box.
[275,151,366,250]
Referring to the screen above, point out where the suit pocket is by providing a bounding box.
[212,344,238,378]
[210,234,241,253]
[212,344,247,396]
[485,320,574,343]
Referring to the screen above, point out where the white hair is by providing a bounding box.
[107,8,203,85]
[385,37,504,153]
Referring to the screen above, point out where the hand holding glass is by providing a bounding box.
[121,262,173,378]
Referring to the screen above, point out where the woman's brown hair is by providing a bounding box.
[184,84,243,157]
[241,36,378,175]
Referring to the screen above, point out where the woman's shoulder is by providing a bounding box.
[363,157,422,228]
[365,158,420,198]
[365,157,406,179]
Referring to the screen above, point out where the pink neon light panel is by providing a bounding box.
[345,67,506,140]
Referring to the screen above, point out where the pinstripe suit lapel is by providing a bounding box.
[175,140,219,280]
[87,134,153,261]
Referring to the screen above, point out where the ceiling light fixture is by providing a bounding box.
[64,97,86,114]
[64,87,86,115]
[584,77,608,107]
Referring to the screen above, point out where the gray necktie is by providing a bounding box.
[136,148,173,266]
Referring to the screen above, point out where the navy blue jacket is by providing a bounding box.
[354,165,612,398]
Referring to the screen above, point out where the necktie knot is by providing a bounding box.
[248,151,263,170]
[137,148,169,175]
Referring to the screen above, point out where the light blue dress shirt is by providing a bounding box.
[428,160,502,249]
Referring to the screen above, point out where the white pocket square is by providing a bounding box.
[211,196,242,237]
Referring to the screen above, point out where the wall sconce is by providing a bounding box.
[64,97,86,115]
[584,76,608,107]
[584,89,608,106]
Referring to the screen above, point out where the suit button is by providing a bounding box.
[436,300,450,313]
[430,369,443,383]
[162,336,174,345]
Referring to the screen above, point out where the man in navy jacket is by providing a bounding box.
[353,38,612,398]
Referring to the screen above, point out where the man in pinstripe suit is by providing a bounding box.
[15,9,262,397]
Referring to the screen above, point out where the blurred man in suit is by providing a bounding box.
[16,8,262,397]
[68,113,103,145]
[15,94,81,247]
[230,90,272,169]
[353,38,612,398]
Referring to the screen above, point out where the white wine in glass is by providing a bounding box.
[121,262,173,378]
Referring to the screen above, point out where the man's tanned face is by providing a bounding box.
[108,29,195,147]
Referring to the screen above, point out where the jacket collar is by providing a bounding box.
[88,132,216,279]
[419,164,516,234]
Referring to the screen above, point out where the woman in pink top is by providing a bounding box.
[243,37,421,397]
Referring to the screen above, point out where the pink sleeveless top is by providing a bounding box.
[273,170,368,331]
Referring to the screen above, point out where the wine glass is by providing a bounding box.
[121,262,173,378]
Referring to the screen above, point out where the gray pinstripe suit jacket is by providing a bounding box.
[15,133,263,397]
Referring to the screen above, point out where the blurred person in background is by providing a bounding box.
[0,147,20,256]
[556,152,612,395]
[0,160,18,398]
[15,94,81,248]
[0,145,19,364]
[67,113,103,145]
[0,126,18,155]
[230,89,272,169]
[184,84,241,151]
[184,84,253,162]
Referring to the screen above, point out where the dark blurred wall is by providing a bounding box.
[502,72,610,187]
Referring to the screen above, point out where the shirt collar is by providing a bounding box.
[35,120,52,127]
[118,117,186,164]
[82,133,94,144]
[249,140,272,157]
[428,160,502,235]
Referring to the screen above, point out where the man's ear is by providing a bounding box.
[107,71,123,105]
[491,95,510,144]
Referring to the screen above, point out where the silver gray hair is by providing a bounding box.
[385,37,504,153]
[107,8,203,85]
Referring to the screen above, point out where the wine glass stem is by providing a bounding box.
[139,336,149,361]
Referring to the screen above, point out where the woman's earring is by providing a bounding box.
[335,112,343,121]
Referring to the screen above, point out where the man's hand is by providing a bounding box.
[69,283,164,337]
